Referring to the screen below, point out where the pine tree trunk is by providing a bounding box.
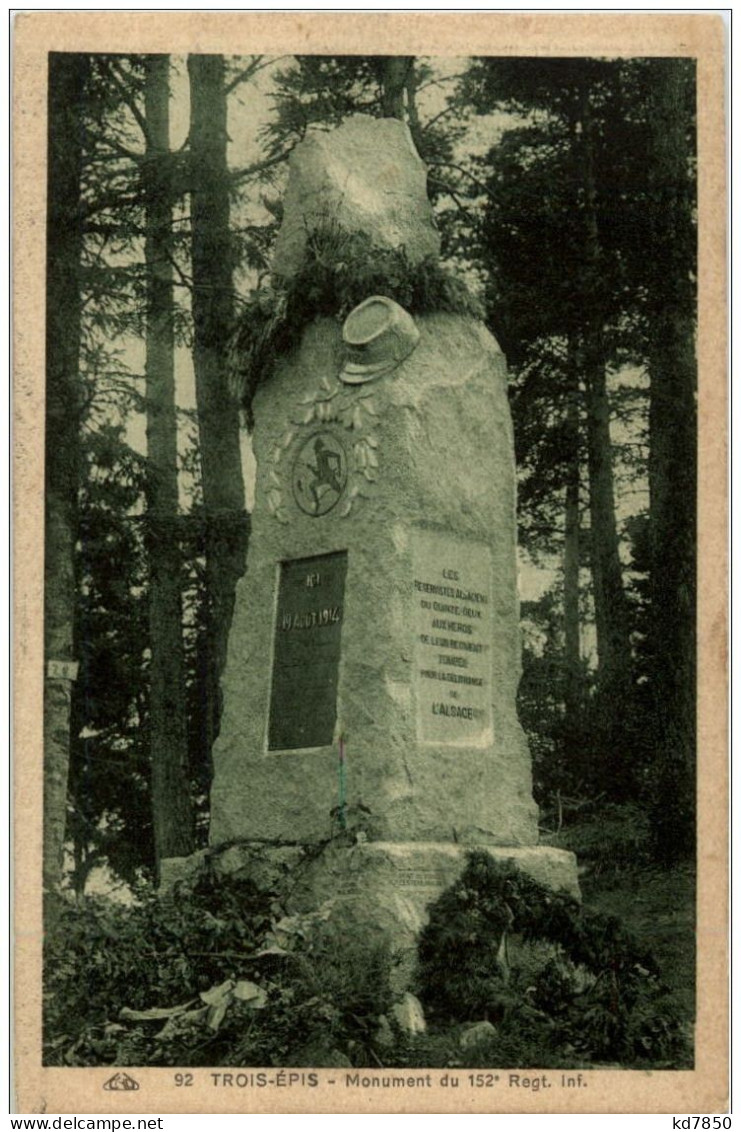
[646,60,697,860]
[579,90,632,700]
[144,55,194,870]
[575,87,634,798]
[404,60,425,153]
[188,54,248,758]
[44,53,88,905]
[563,338,582,722]
[583,344,631,695]
[381,57,413,119]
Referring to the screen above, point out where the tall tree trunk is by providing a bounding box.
[577,86,634,799]
[144,55,194,870]
[380,56,414,119]
[646,60,697,860]
[403,59,425,153]
[582,343,631,696]
[188,54,248,758]
[579,88,632,699]
[44,53,89,907]
[563,337,582,723]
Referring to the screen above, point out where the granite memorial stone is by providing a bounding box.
[166,114,579,959]
[209,310,542,849]
[272,115,440,280]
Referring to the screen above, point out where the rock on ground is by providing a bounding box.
[460,1020,498,1051]
[392,992,426,1034]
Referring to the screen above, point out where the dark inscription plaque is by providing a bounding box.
[268,551,348,750]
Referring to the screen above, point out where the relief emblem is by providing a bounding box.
[266,378,379,523]
[291,431,348,516]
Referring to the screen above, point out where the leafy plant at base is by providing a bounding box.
[43,868,273,1063]
[43,861,395,1068]
[416,850,690,1067]
[227,929,395,1068]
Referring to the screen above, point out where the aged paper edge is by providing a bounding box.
[12,10,728,1116]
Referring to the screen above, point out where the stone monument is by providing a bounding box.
[170,115,578,971]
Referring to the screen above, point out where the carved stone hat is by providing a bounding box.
[339,295,420,384]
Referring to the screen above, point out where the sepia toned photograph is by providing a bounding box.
[13,11,727,1116]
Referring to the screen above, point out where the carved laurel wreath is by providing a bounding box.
[266,377,380,523]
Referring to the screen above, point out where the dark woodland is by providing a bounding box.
[43,53,697,1070]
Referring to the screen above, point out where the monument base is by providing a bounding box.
[161,841,579,992]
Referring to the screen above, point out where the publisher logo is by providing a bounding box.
[103,1072,140,1092]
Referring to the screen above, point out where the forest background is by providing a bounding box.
[40,49,698,1068]
[45,51,695,895]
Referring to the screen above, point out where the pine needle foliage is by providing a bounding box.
[416,851,690,1066]
[228,223,483,426]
